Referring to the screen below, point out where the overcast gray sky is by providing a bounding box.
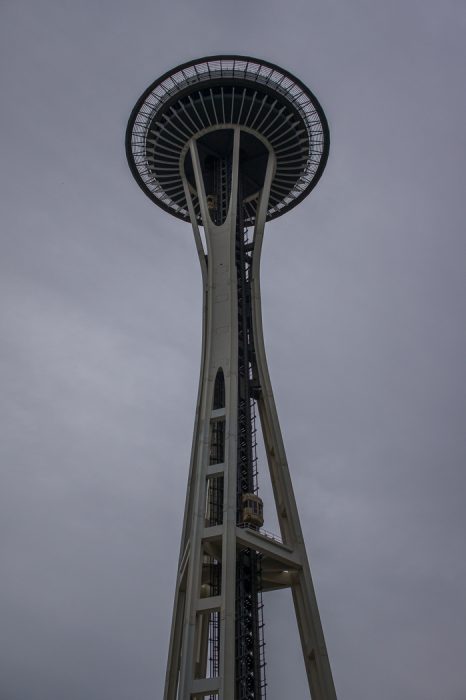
[1,1,465,698]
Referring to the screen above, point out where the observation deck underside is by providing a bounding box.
[126,55,329,226]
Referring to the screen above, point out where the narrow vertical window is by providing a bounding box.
[206,476,224,526]
[209,420,225,465]
[213,368,225,410]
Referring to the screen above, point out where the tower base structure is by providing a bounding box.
[126,56,336,700]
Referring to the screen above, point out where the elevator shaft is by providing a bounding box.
[235,180,265,700]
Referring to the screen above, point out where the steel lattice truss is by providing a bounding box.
[126,55,329,225]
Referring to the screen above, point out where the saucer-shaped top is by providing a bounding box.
[126,55,329,225]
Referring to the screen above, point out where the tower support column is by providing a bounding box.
[170,128,245,699]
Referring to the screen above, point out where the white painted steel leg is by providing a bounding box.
[164,128,242,699]
[250,180,337,699]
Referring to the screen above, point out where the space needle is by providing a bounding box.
[126,55,336,700]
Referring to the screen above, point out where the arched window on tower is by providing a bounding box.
[213,368,225,410]
[206,368,226,527]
